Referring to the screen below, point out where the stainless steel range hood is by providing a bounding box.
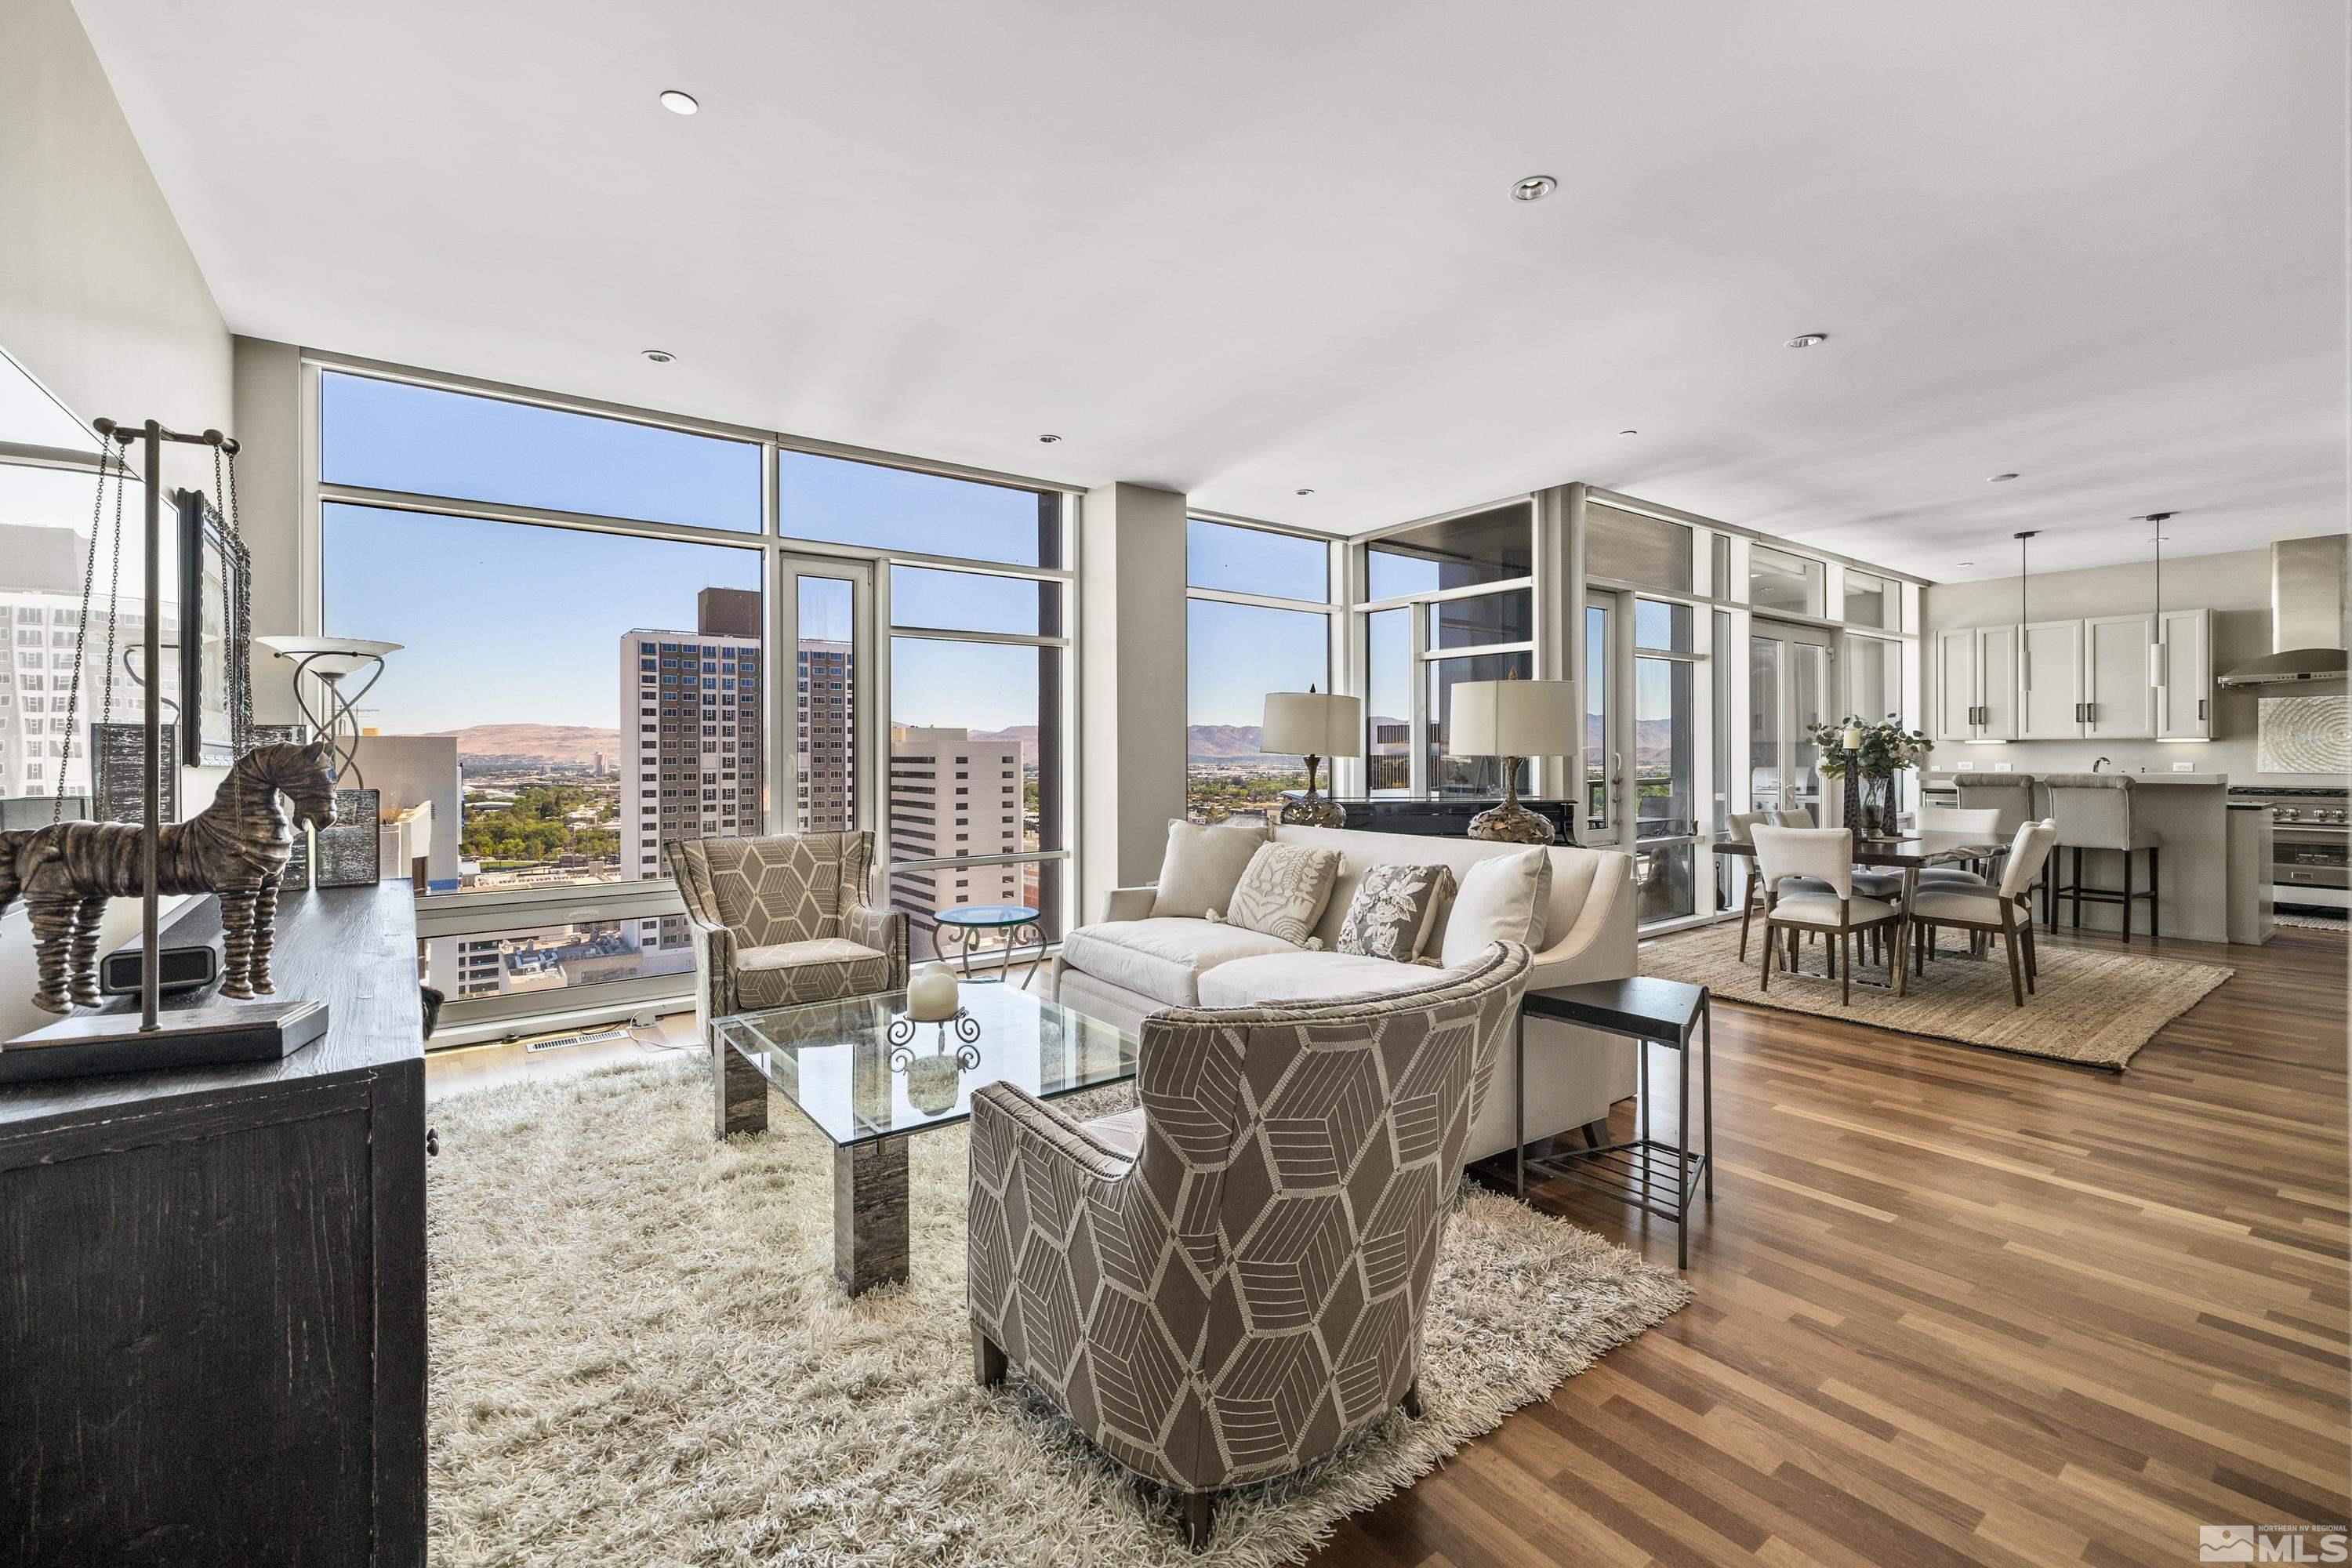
[2219,535,2349,687]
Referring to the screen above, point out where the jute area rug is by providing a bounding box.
[1640,920,2230,1069]
[426,1058,1689,1566]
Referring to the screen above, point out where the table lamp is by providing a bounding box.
[1447,676,1577,844]
[1259,686,1361,828]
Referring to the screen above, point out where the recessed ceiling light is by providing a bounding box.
[1957,561,1975,567]
[1295,488,1316,496]
[1037,434,1062,444]
[1987,472,2019,482]
[659,89,699,115]
[641,348,675,364]
[1784,332,1828,349]
[1511,174,1557,202]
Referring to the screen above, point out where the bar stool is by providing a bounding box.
[1953,771,2036,836]
[1955,771,2039,909]
[2042,773,2160,942]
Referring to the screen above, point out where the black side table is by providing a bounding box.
[1513,976,1712,1268]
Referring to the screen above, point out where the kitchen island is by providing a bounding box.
[1921,771,2260,944]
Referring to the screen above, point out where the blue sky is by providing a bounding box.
[1187,599,1329,729]
[318,376,1518,741]
[321,374,1061,735]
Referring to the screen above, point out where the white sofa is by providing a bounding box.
[1052,824,1640,1163]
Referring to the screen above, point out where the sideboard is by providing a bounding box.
[0,879,426,1566]
[1287,794,1581,840]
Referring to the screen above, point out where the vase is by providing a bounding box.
[1860,776,1893,838]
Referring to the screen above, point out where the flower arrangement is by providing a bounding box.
[1806,713,1933,780]
[1806,714,1933,837]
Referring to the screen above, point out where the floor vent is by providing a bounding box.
[523,1025,636,1054]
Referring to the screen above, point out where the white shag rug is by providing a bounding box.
[426,1058,1690,1566]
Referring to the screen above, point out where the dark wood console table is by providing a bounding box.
[1286,794,1581,841]
[0,880,427,1565]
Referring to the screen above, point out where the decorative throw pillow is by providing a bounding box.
[1149,818,1272,919]
[1334,862,1457,963]
[1216,842,1341,946]
[1439,848,1552,967]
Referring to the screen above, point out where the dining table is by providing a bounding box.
[1712,829,2013,989]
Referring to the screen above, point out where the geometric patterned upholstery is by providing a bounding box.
[669,831,909,1031]
[967,942,1531,1523]
[680,831,867,946]
[732,937,897,1011]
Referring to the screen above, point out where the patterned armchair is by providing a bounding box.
[968,942,1531,1550]
[669,826,909,1033]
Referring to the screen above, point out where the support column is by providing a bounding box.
[1079,482,1189,922]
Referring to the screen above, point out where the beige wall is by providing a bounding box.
[1079,482,1189,915]
[231,336,306,720]
[1922,544,2340,788]
[0,0,235,1040]
[0,0,230,500]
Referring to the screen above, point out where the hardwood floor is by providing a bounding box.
[1323,925,2350,1568]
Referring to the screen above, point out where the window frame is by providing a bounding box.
[1181,514,1345,821]
[1350,496,1543,798]
[299,351,1083,1038]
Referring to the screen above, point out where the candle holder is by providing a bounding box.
[887,1007,982,1069]
[888,1008,983,1118]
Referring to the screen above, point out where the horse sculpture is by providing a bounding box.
[0,740,337,1012]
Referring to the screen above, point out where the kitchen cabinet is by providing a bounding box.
[2019,620,2085,740]
[2085,614,2158,739]
[2156,607,2213,739]
[1937,625,2017,742]
[1938,612,2206,743]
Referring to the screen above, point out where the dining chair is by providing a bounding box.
[1903,819,2059,1005]
[1751,825,1908,1004]
[1910,804,2002,962]
[1727,810,1831,961]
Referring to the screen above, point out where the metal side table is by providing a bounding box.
[1513,976,1712,1269]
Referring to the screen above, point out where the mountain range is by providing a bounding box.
[1188,717,1676,763]
[430,724,620,767]
[426,717,1672,771]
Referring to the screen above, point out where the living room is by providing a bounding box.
[2,1,2344,1563]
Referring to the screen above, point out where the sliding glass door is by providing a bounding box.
[1749,619,1834,823]
[1589,591,1707,924]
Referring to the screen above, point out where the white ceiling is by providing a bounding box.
[74,0,2347,582]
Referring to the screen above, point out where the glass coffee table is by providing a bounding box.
[711,982,1136,1295]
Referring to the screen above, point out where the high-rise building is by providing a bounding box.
[0,524,170,804]
[888,726,1022,959]
[617,588,859,956]
[620,589,768,953]
[793,638,854,836]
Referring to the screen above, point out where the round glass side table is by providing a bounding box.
[932,904,1044,989]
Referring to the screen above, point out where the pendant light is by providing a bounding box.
[2015,530,2038,694]
[2142,513,2175,690]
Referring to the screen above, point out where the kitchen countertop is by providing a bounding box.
[1923,771,2229,786]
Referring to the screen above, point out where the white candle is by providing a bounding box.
[1841,724,1864,750]
[908,962,960,1022]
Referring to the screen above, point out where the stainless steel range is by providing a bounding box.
[2229,785,2350,910]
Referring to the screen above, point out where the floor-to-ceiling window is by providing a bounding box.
[311,361,1074,1035]
[1354,501,1537,799]
[0,346,168,822]
[1632,598,1698,922]
[1183,518,1335,822]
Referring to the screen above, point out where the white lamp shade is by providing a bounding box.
[1259,690,1361,757]
[1448,679,1577,757]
